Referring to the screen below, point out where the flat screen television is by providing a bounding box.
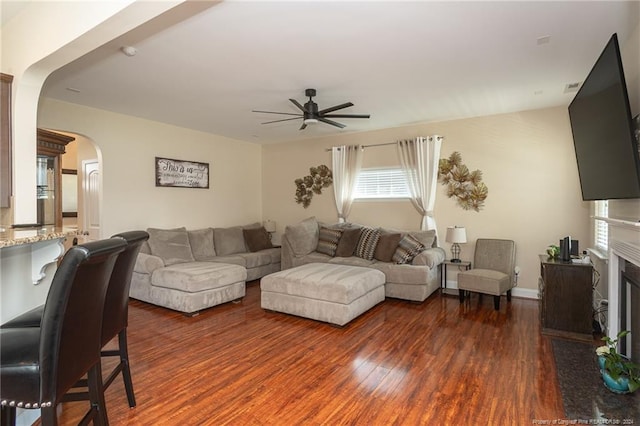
[568,33,640,201]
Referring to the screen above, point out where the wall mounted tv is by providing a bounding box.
[568,33,640,201]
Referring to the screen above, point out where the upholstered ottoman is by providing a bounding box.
[260,263,386,326]
[147,262,247,315]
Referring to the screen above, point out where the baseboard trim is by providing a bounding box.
[445,281,539,300]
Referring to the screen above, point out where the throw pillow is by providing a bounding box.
[316,226,343,257]
[147,227,195,266]
[393,234,426,264]
[374,232,402,262]
[355,227,381,261]
[243,227,273,252]
[285,217,319,256]
[213,226,246,256]
[188,228,216,261]
[335,227,362,257]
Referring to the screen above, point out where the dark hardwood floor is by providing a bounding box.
[55,281,564,425]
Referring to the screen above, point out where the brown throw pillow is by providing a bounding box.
[243,227,273,252]
[374,232,402,262]
[335,227,361,257]
[316,226,343,257]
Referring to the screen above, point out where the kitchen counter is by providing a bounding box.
[0,226,77,248]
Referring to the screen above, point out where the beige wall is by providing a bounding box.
[263,106,591,295]
[38,98,262,237]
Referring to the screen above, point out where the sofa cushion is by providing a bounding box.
[214,226,247,255]
[411,247,446,268]
[393,234,425,264]
[335,227,362,257]
[209,255,246,267]
[188,228,216,261]
[147,227,195,266]
[243,227,273,252]
[408,229,437,248]
[236,252,272,269]
[374,232,402,262]
[316,226,343,257]
[355,227,381,261]
[285,217,319,256]
[151,262,246,293]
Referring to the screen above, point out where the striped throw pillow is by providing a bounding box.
[392,234,426,264]
[355,227,381,260]
[316,226,343,257]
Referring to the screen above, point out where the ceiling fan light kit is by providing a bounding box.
[253,88,370,130]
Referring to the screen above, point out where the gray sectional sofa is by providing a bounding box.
[280,217,446,302]
[131,225,280,314]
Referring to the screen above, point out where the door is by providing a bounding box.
[82,160,100,240]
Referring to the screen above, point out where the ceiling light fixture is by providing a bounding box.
[120,46,137,57]
[303,118,318,125]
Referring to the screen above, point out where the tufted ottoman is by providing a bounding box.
[260,263,386,326]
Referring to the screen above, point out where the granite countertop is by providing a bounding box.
[0,227,77,248]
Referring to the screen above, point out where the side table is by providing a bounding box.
[441,260,472,295]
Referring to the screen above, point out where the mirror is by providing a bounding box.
[62,169,77,217]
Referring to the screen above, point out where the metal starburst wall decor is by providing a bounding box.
[438,152,488,212]
[294,165,333,208]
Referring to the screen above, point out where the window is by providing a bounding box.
[594,200,609,252]
[354,167,410,199]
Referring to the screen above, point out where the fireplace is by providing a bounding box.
[618,261,640,361]
[608,228,640,365]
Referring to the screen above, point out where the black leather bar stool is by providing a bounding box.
[0,238,126,426]
[2,231,149,410]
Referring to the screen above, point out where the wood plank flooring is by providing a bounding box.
[55,281,564,425]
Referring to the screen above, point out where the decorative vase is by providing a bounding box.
[598,355,606,371]
[601,369,631,394]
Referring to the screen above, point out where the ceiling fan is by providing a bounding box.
[253,88,370,130]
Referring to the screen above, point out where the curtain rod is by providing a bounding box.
[324,136,444,152]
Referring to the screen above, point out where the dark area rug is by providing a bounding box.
[551,338,639,422]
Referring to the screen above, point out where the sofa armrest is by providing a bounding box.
[411,247,446,269]
[134,252,165,274]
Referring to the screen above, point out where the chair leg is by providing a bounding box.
[40,405,58,426]
[507,289,512,302]
[87,364,109,426]
[493,295,500,311]
[1,405,16,426]
[458,289,465,303]
[118,329,136,408]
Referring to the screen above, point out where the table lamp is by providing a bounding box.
[445,226,467,262]
[263,220,276,240]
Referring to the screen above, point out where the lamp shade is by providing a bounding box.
[263,220,276,233]
[445,226,467,244]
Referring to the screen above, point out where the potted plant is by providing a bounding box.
[596,330,640,393]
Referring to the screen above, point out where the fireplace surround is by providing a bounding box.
[607,218,640,364]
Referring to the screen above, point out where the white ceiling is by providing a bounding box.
[36,1,640,144]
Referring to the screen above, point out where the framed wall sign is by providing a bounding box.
[155,157,209,189]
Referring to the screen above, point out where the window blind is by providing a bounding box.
[594,200,609,252]
[354,168,410,199]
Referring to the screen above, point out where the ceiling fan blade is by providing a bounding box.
[252,110,302,117]
[318,102,353,115]
[317,117,346,129]
[261,117,302,125]
[323,114,370,119]
[299,122,307,130]
[289,98,307,112]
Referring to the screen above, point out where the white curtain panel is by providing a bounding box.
[397,136,443,232]
[332,145,363,223]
